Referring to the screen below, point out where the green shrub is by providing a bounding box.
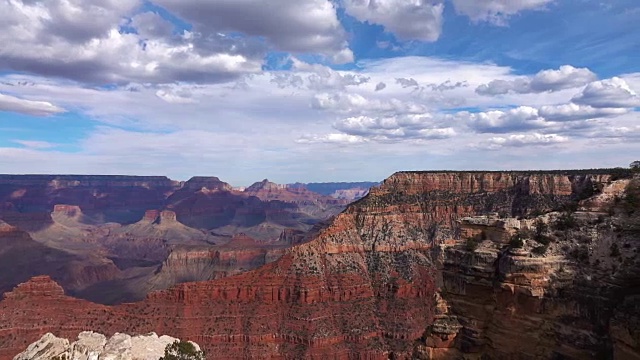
[533,220,552,245]
[465,238,479,252]
[509,233,524,248]
[554,212,577,231]
[160,340,205,360]
[532,245,548,256]
[534,219,548,236]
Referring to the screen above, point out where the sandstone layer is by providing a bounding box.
[0,170,638,359]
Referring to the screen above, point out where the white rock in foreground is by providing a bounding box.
[14,331,201,360]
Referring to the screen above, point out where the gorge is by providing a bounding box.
[1,170,639,359]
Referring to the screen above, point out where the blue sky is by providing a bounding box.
[0,0,639,185]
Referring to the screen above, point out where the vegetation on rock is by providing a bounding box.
[509,232,524,248]
[159,340,205,360]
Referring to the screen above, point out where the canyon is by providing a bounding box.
[1,170,638,359]
[0,175,364,303]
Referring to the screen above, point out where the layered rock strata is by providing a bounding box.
[0,171,638,359]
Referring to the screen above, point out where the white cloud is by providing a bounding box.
[153,0,353,63]
[538,103,629,122]
[0,59,637,183]
[572,77,640,108]
[296,133,367,144]
[333,114,455,142]
[0,0,354,85]
[311,93,426,115]
[343,0,444,41]
[587,126,640,140]
[476,65,597,95]
[155,87,198,104]
[0,92,65,116]
[451,0,553,25]
[287,59,370,90]
[457,106,546,133]
[485,133,568,149]
[0,1,262,84]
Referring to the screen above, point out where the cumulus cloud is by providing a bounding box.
[587,126,640,140]
[270,73,305,89]
[485,133,568,149]
[572,77,640,108]
[476,65,597,95]
[287,60,370,90]
[153,0,353,63]
[1,56,638,181]
[538,103,629,122]
[457,106,546,133]
[451,0,553,25]
[0,0,355,85]
[3,0,142,43]
[342,0,445,41]
[333,114,455,142]
[311,93,426,115]
[0,92,65,116]
[0,1,262,84]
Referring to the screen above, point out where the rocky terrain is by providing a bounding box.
[0,175,357,303]
[0,170,638,359]
[14,331,200,360]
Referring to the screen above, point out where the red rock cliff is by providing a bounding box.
[1,171,637,360]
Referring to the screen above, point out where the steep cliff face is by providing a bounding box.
[0,171,637,360]
[416,176,640,360]
[147,234,287,290]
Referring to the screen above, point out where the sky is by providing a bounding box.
[0,0,639,185]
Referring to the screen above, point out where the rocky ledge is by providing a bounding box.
[14,331,200,360]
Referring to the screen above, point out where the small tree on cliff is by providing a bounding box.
[159,340,205,360]
[631,161,640,171]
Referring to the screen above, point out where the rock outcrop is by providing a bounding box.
[14,331,200,360]
[0,175,353,305]
[0,170,638,359]
[415,176,640,359]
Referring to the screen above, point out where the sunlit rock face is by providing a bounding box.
[14,331,201,360]
[1,171,638,360]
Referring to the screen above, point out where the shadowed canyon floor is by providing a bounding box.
[1,170,639,359]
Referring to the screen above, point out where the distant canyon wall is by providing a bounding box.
[1,170,638,359]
